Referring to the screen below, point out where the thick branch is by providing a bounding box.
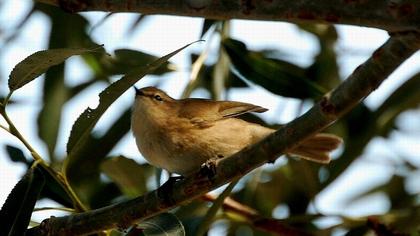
[36,0,420,32]
[27,32,420,236]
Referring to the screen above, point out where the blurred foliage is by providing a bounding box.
[0,2,419,236]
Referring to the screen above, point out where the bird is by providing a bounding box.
[131,86,342,177]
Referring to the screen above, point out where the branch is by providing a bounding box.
[202,194,313,236]
[26,32,420,236]
[36,0,420,32]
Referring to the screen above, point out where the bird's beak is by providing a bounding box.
[133,86,144,96]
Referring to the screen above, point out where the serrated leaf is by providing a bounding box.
[222,38,326,99]
[101,156,153,197]
[66,107,132,187]
[135,213,185,236]
[65,41,200,167]
[0,167,45,235]
[8,46,102,91]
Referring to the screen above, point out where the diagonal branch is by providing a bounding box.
[36,0,420,32]
[26,32,420,236]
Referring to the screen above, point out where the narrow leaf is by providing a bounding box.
[101,156,153,197]
[8,46,102,91]
[0,167,45,235]
[104,49,176,76]
[65,41,200,164]
[223,38,326,99]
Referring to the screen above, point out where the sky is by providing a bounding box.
[0,0,419,233]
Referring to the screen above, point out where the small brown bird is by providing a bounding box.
[131,87,342,176]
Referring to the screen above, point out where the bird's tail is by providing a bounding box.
[288,133,343,164]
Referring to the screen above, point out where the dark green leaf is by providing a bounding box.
[200,19,217,38]
[101,156,153,197]
[103,49,176,76]
[0,167,45,235]
[35,5,103,162]
[38,166,73,207]
[65,107,132,203]
[223,38,326,99]
[8,46,102,91]
[5,145,29,164]
[65,41,199,171]
[300,24,340,90]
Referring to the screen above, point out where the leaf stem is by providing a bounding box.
[0,123,10,132]
[33,207,76,213]
[3,91,13,106]
[0,106,87,211]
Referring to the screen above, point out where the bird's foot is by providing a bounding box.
[199,158,218,181]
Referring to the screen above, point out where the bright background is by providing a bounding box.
[0,0,419,234]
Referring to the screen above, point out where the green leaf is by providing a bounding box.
[0,167,45,235]
[65,41,200,168]
[103,49,176,76]
[222,38,326,99]
[65,107,132,204]
[101,156,153,197]
[8,46,102,91]
[134,213,185,236]
[302,25,340,90]
[5,145,29,164]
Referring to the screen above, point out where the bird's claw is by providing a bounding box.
[199,159,217,180]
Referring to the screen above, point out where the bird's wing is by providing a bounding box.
[217,101,268,118]
[178,99,268,127]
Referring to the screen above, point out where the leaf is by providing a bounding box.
[65,107,132,188]
[103,49,176,76]
[134,213,185,236]
[8,46,102,91]
[34,5,103,162]
[200,19,217,38]
[5,145,29,164]
[302,25,341,90]
[101,156,153,197]
[0,167,45,235]
[222,38,326,99]
[65,41,200,167]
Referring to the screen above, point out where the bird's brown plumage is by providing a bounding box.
[132,87,343,176]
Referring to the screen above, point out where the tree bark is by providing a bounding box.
[36,0,420,32]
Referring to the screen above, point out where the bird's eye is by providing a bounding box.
[153,94,163,101]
